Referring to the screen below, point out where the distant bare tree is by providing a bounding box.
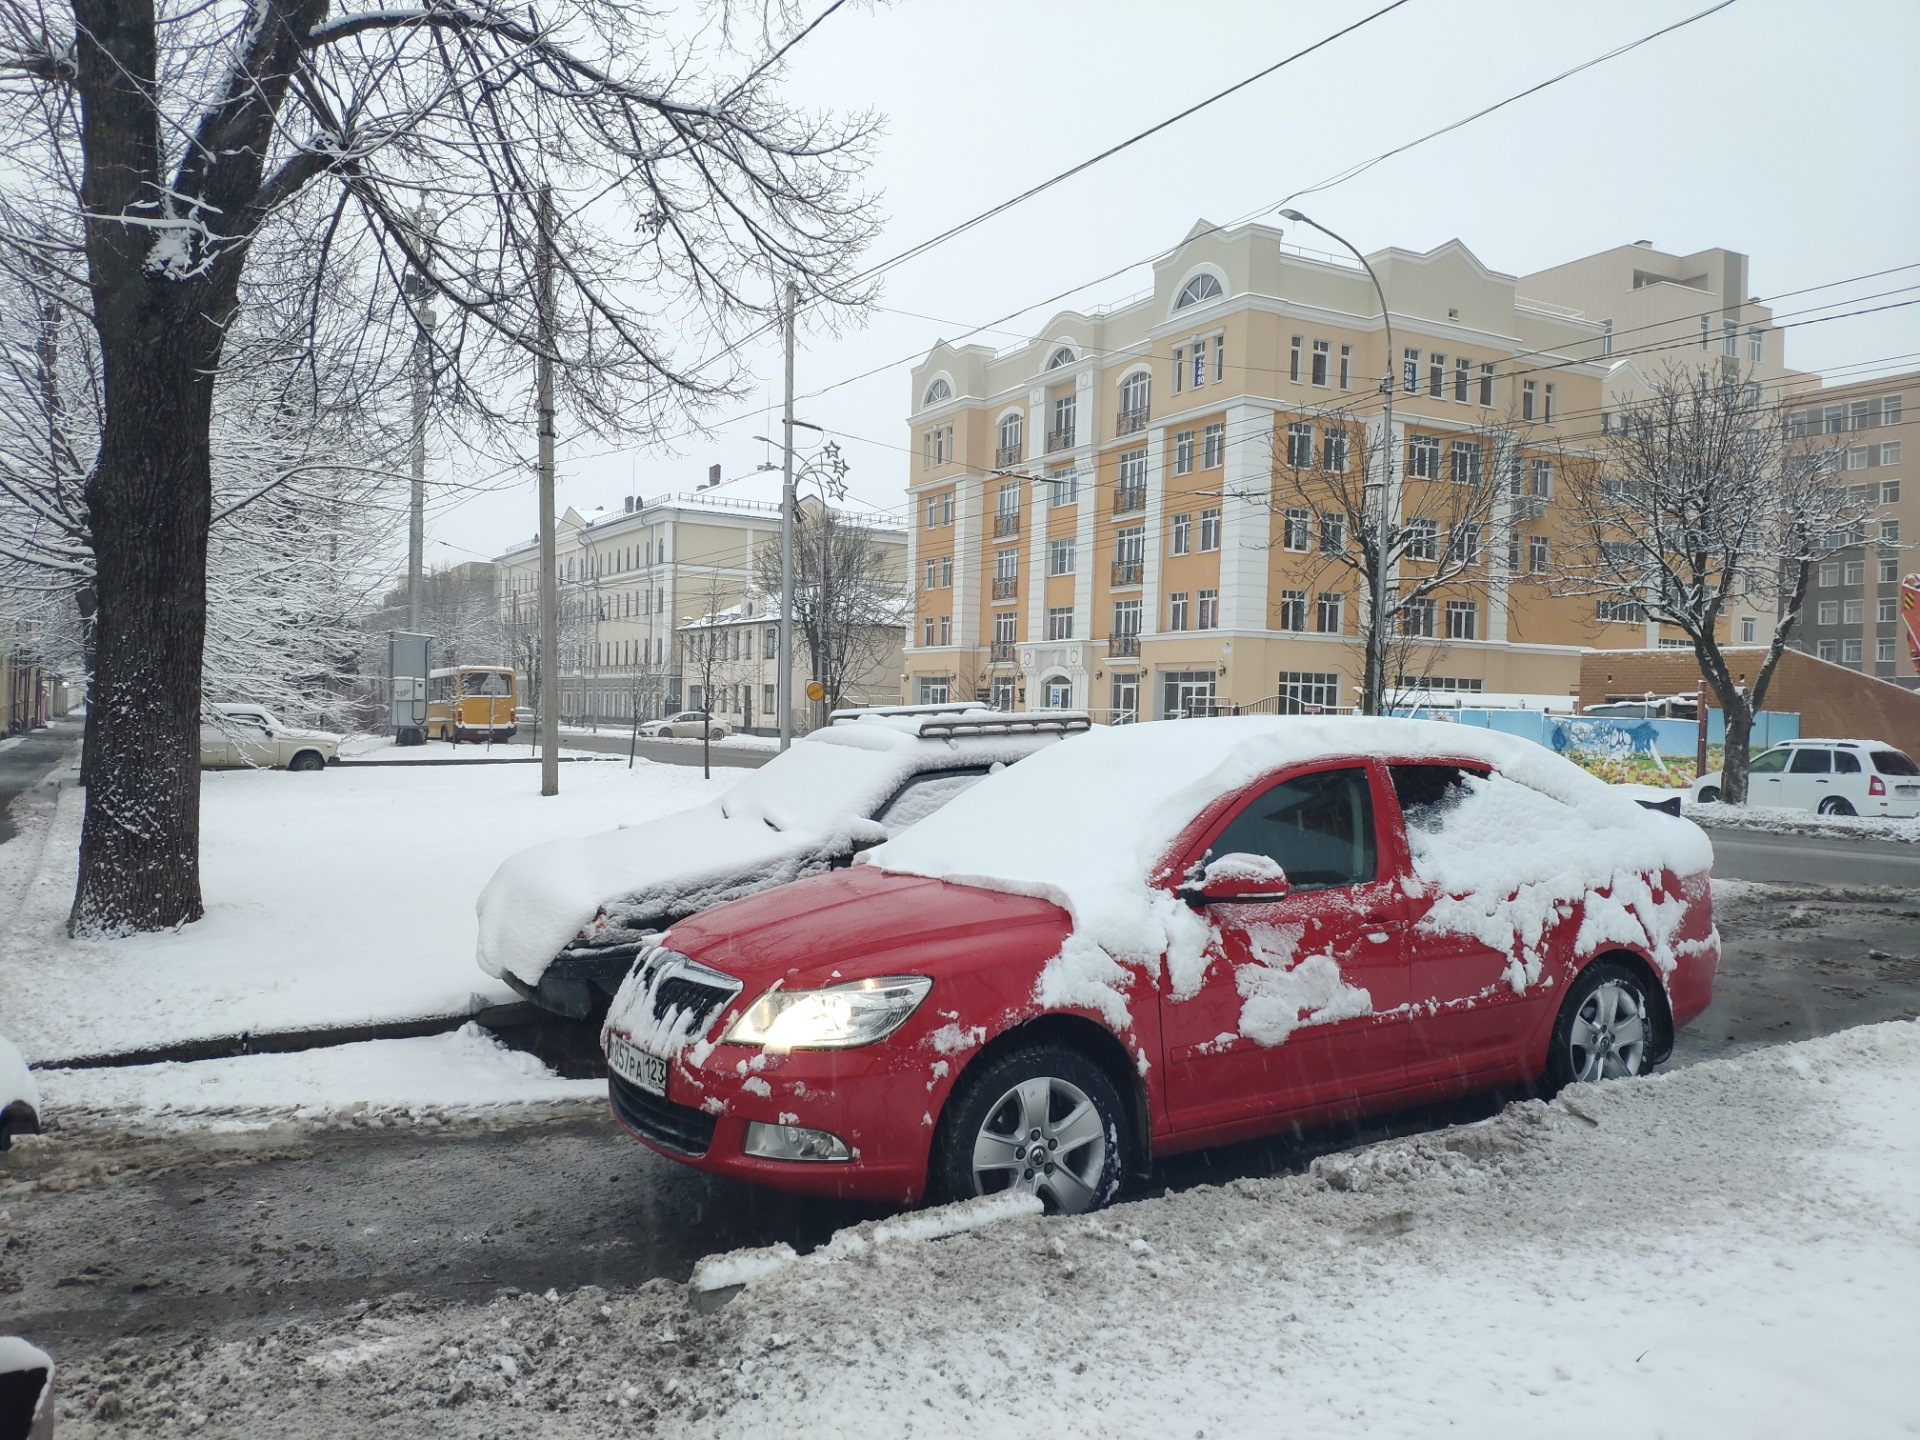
[1558,365,1866,803]
[680,570,752,779]
[753,497,902,715]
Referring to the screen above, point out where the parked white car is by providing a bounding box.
[200,703,342,772]
[1691,739,1920,817]
[637,711,732,741]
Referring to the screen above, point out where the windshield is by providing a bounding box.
[1872,749,1920,776]
[462,671,510,697]
[873,769,991,835]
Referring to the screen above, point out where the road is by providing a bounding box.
[554,731,772,769]
[7,880,1917,1356]
[1701,824,1920,886]
[0,716,82,845]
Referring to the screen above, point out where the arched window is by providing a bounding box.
[923,377,952,406]
[997,411,1023,464]
[1046,346,1076,370]
[1174,273,1224,310]
[1119,370,1150,425]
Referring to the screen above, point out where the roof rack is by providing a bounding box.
[914,711,1092,740]
[828,702,976,724]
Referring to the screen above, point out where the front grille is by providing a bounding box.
[652,974,733,1030]
[609,1073,718,1157]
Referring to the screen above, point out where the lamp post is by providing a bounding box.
[1280,209,1396,716]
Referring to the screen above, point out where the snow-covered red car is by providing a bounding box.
[601,717,1718,1213]
[477,706,1089,1019]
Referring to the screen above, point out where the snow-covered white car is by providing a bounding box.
[200,703,342,772]
[1,1033,40,1151]
[637,712,732,741]
[1691,739,1920,817]
[477,706,1091,1019]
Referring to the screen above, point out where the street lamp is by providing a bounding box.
[1279,209,1397,716]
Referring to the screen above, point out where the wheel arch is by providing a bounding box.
[290,748,327,771]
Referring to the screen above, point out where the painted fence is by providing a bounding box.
[1391,708,1800,758]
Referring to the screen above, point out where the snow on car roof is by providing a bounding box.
[867,717,1713,1035]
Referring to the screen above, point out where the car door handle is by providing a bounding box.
[1365,931,1393,945]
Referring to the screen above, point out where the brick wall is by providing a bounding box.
[1579,647,1920,757]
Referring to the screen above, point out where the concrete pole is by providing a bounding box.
[778,280,797,751]
[537,186,560,797]
[407,211,435,632]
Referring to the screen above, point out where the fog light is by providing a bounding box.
[743,1121,851,1162]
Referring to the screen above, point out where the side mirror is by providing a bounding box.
[1178,853,1291,907]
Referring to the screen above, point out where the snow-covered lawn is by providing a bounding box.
[334,734,612,763]
[49,1018,1920,1438]
[1687,799,1920,844]
[0,758,729,1063]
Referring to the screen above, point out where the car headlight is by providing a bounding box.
[723,976,932,1051]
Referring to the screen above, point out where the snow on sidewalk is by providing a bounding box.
[1687,799,1920,844]
[52,1019,1920,1439]
[0,760,728,1063]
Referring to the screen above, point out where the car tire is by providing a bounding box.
[1545,960,1657,1091]
[930,1043,1128,1216]
[1818,797,1855,816]
[289,751,325,772]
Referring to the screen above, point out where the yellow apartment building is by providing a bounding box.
[902,219,1790,720]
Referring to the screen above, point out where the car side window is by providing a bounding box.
[1748,749,1790,774]
[1388,763,1487,832]
[873,768,992,835]
[1872,750,1919,776]
[1832,751,1861,774]
[1788,749,1831,774]
[1207,766,1376,892]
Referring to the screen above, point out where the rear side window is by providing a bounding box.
[1749,748,1790,774]
[1389,763,1489,831]
[873,768,992,835]
[1789,749,1831,774]
[1208,767,1376,892]
[1833,750,1861,774]
[1872,750,1920,776]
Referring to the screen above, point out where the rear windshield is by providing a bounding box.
[873,768,992,835]
[1872,749,1920,776]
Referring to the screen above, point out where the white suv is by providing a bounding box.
[1691,739,1920,817]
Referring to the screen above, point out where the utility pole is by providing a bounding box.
[537,186,560,797]
[777,280,797,752]
[405,210,436,632]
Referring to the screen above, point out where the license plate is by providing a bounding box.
[1897,786,1918,798]
[608,1036,668,1096]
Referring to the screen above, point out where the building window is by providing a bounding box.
[1479,362,1495,406]
[1290,336,1303,384]
[1115,525,1145,571]
[1723,320,1738,358]
[938,615,951,646]
[1403,347,1420,395]
[1400,597,1436,637]
[1283,508,1311,552]
[1339,344,1352,390]
[1603,319,1614,357]
[1049,466,1079,507]
[1279,589,1308,630]
[921,616,935,647]
[1172,346,1183,395]
[1882,558,1900,584]
[1428,353,1445,398]
[1279,672,1342,714]
[1320,512,1346,553]
[1193,345,1206,391]
[1749,327,1764,362]
[1404,517,1438,561]
[1700,315,1710,350]
[1312,339,1330,388]
[1818,562,1839,587]
[1530,457,1553,499]
[1323,428,1348,473]
[1843,637,1863,665]
[1597,599,1645,623]
[1112,598,1140,634]
[1843,598,1864,624]
[1408,434,1440,479]
[1455,356,1471,403]
[921,425,951,467]
[1168,592,1189,631]
[924,559,937,591]
[916,676,951,704]
[1882,519,1901,543]
[1046,607,1073,641]
[764,627,778,660]
[1879,637,1897,664]
[1315,592,1344,634]
[998,411,1023,464]
[1170,512,1191,556]
[1882,444,1902,469]
[1449,440,1483,485]
[924,491,952,528]
[1817,640,1838,662]
[1845,560,1865,585]
[1817,601,1839,625]
[1528,535,1550,573]
[994,610,1016,647]
[1117,448,1148,510]
[1740,616,1757,643]
[1847,446,1869,471]
[1175,273,1223,310]
[1199,507,1220,552]
[1047,537,1077,576]
[1445,600,1479,640]
[1884,395,1903,426]
[1286,420,1313,469]
[1448,523,1481,565]
[1174,429,1195,475]
[1119,369,1150,426]
[994,548,1018,593]
[923,378,951,406]
[1543,383,1556,422]
[1051,393,1076,450]
[1203,422,1225,469]
[1522,380,1537,422]
[1197,589,1219,629]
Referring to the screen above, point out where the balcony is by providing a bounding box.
[1113,486,1147,516]
[1115,406,1149,436]
[1110,560,1143,588]
[1108,633,1139,658]
[992,576,1018,600]
[995,442,1023,468]
[990,640,1016,663]
[993,512,1020,538]
[1046,427,1076,454]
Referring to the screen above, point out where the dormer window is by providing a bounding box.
[1174,273,1223,310]
[1047,346,1076,370]
[923,377,951,406]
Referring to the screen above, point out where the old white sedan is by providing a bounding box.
[200,704,341,772]
[638,711,732,741]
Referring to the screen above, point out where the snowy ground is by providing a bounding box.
[34,1017,1920,1439]
[334,734,613,764]
[1687,800,1920,844]
[0,758,729,1063]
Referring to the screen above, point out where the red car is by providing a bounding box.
[602,718,1717,1213]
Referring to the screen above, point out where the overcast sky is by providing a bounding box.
[419,0,1920,571]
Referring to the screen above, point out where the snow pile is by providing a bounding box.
[1,1033,39,1117]
[477,715,1062,987]
[33,1024,601,1130]
[47,1020,1920,1438]
[869,718,1710,1036]
[1688,800,1920,844]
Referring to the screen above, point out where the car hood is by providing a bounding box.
[648,866,1069,997]
[475,800,885,987]
[282,727,342,745]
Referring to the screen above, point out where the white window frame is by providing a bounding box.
[1198,507,1220,552]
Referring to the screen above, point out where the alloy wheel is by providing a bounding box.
[969,1075,1108,1214]
[1566,979,1649,1082]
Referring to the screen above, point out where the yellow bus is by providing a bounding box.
[426,666,518,743]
